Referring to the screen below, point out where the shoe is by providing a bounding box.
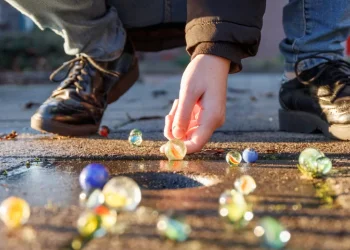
[31,39,139,136]
[279,56,350,140]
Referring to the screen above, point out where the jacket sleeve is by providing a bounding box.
[185,0,266,73]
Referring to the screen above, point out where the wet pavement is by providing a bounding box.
[0,158,349,249]
[0,74,350,249]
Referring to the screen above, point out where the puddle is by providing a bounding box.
[0,160,226,206]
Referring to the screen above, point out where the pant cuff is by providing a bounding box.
[284,53,344,73]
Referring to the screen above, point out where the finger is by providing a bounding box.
[172,89,198,139]
[185,125,214,154]
[164,115,175,140]
[184,108,217,154]
[163,99,179,140]
[168,99,179,116]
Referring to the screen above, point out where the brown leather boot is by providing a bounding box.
[31,39,139,136]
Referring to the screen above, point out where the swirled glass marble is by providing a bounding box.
[157,215,191,242]
[164,139,187,161]
[234,175,257,195]
[219,190,252,227]
[225,151,242,166]
[77,211,100,237]
[128,129,143,146]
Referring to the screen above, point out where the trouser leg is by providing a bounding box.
[5,0,126,61]
[280,0,350,73]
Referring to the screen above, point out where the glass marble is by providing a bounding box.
[102,177,141,211]
[85,189,105,209]
[157,215,191,242]
[242,148,259,163]
[254,217,291,249]
[219,189,246,206]
[219,190,250,226]
[315,157,332,175]
[0,196,30,229]
[71,237,83,250]
[164,139,187,161]
[79,163,109,192]
[128,129,143,146]
[225,151,242,166]
[298,148,331,177]
[99,125,110,138]
[234,175,257,195]
[94,205,117,231]
[298,148,324,167]
[77,211,100,237]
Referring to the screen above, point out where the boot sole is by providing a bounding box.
[31,59,140,136]
[31,115,99,136]
[279,109,350,140]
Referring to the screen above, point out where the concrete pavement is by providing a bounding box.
[0,73,349,250]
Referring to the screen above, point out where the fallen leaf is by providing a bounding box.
[0,131,18,140]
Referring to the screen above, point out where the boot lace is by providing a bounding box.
[50,55,121,91]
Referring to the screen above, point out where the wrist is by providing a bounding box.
[193,54,230,74]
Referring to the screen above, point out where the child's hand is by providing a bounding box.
[161,54,230,154]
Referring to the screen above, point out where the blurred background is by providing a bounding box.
[0,0,348,84]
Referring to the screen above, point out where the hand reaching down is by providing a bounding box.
[161,54,230,154]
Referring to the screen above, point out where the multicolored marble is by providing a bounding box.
[242,148,259,163]
[94,205,117,232]
[157,215,191,242]
[128,129,143,146]
[254,217,291,249]
[79,163,109,192]
[225,151,242,166]
[164,139,187,161]
[219,189,250,226]
[219,189,247,206]
[77,211,100,237]
[0,196,30,229]
[234,175,257,195]
[103,177,141,211]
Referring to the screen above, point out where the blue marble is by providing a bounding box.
[79,163,109,192]
[242,148,258,163]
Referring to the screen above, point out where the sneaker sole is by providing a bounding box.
[279,109,350,140]
[31,59,140,136]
